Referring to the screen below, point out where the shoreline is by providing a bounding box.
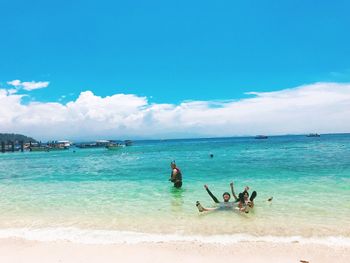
[1,238,349,263]
[1,227,350,246]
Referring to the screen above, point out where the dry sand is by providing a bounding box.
[0,238,349,263]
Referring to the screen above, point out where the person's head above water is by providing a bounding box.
[243,191,249,201]
[222,192,231,202]
[170,161,176,169]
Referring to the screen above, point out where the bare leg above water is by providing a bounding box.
[196,201,218,212]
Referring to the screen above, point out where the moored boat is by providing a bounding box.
[255,135,268,139]
[29,145,50,152]
[124,140,133,146]
[76,140,110,148]
[106,142,124,150]
[306,133,320,137]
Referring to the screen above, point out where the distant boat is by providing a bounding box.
[30,144,69,152]
[56,140,72,148]
[76,140,110,148]
[106,142,124,150]
[306,133,320,137]
[76,143,100,149]
[124,140,133,146]
[47,140,70,150]
[29,145,50,152]
[255,135,268,139]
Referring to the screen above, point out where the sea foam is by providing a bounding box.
[0,227,349,246]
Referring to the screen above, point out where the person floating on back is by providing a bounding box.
[169,161,182,188]
[196,184,235,212]
[196,182,258,213]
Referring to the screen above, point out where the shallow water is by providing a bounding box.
[1,134,350,242]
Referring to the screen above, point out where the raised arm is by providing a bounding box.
[204,185,220,203]
[230,182,238,200]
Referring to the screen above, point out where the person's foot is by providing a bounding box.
[196,201,205,212]
[249,191,257,202]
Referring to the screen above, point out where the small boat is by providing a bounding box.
[76,143,99,148]
[76,140,110,148]
[106,143,124,150]
[29,146,50,152]
[56,140,72,148]
[47,141,70,150]
[254,135,268,139]
[124,140,133,146]
[306,133,320,137]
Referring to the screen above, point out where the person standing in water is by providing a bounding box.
[169,161,182,188]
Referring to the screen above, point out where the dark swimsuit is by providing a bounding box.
[171,168,182,188]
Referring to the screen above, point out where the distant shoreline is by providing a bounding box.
[68,132,350,144]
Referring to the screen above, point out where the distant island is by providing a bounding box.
[0,133,37,143]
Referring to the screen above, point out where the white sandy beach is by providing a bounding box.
[0,238,349,263]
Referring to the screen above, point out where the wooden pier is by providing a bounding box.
[0,140,24,153]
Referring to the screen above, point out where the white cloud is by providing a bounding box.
[7,79,49,91]
[7,89,18,95]
[0,82,349,140]
[7,80,21,86]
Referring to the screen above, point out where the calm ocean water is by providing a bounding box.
[0,134,350,244]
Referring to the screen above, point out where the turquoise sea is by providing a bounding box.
[0,134,350,244]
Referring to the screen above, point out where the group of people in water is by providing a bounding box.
[197,183,257,213]
[169,160,262,213]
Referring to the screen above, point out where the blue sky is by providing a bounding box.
[1,0,350,104]
[1,1,350,140]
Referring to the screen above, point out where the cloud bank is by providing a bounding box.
[7,80,49,91]
[0,82,349,140]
